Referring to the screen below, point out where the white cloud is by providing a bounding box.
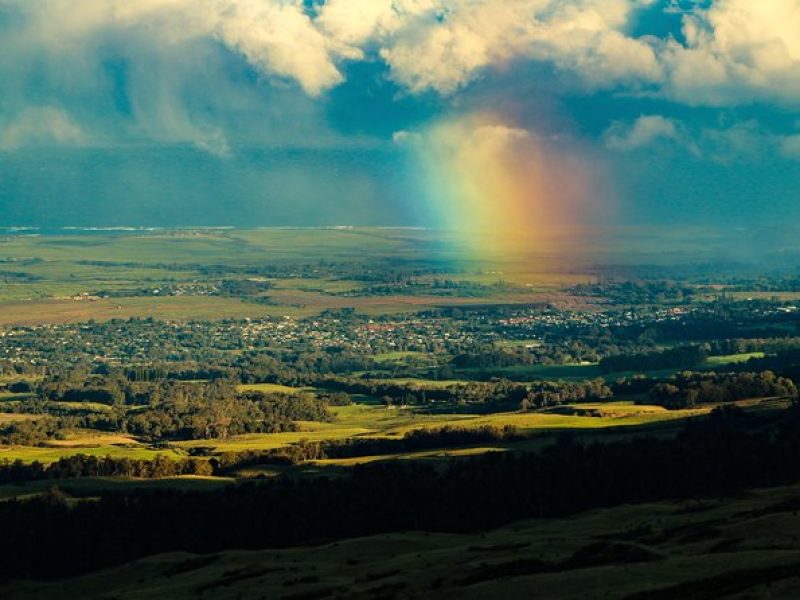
[7,0,800,105]
[605,116,800,164]
[3,0,800,160]
[213,1,343,96]
[392,130,417,144]
[780,134,800,159]
[664,0,800,105]
[0,0,366,154]
[16,0,663,99]
[394,121,531,153]
[316,0,400,57]
[377,0,661,94]
[372,0,800,104]
[370,0,800,105]
[604,115,680,151]
[0,106,86,150]
[696,121,772,163]
[13,0,343,97]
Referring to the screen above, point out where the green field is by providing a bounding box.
[473,363,604,380]
[374,351,432,363]
[372,377,472,388]
[237,382,308,394]
[706,352,766,365]
[0,401,708,468]
[0,444,183,464]
[8,482,800,599]
[0,229,590,324]
[0,413,41,424]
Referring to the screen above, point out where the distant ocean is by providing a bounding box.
[0,227,233,236]
[0,226,428,237]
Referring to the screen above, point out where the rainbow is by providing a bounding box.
[401,113,598,265]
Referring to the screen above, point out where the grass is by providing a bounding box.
[0,228,597,324]
[477,363,604,380]
[237,383,308,394]
[0,397,710,464]
[50,402,112,413]
[0,475,234,500]
[42,432,142,447]
[371,378,471,388]
[2,228,799,325]
[0,444,183,463]
[729,291,800,301]
[0,413,42,424]
[175,401,703,456]
[0,296,311,326]
[7,482,800,599]
[497,339,543,349]
[374,351,431,363]
[311,445,507,467]
[706,352,766,366]
[0,392,33,401]
[393,407,698,436]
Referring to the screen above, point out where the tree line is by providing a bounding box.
[0,381,335,444]
[598,345,707,374]
[0,454,213,483]
[648,370,797,409]
[317,377,611,411]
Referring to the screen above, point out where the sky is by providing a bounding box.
[1,0,799,241]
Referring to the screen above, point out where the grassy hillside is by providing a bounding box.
[6,483,800,599]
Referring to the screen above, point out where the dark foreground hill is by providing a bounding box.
[5,483,800,600]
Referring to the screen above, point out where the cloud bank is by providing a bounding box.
[1,0,799,230]
[5,1,800,102]
[2,1,799,151]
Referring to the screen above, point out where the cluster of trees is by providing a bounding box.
[0,270,42,283]
[648,370,797,409]
[214,278,273,297]
[320,377,510,408]
[723,276,800,292]
[212,442,328,470]
[519,379,612,410]
[3,380,34,394]
[708,337,800,356]
[234,351,379,384]
[124,388,332,440]
[0,418,61,446]
[318,377,611,412]
[323,425,519,459]
[0,379,335,444]
[451,349,536,369]
[121,363,235,382]
[571,279,699,305]
[0,359,44,380]
[0,454,213,483]
[598,345,708,374]
[340,278,505,298]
